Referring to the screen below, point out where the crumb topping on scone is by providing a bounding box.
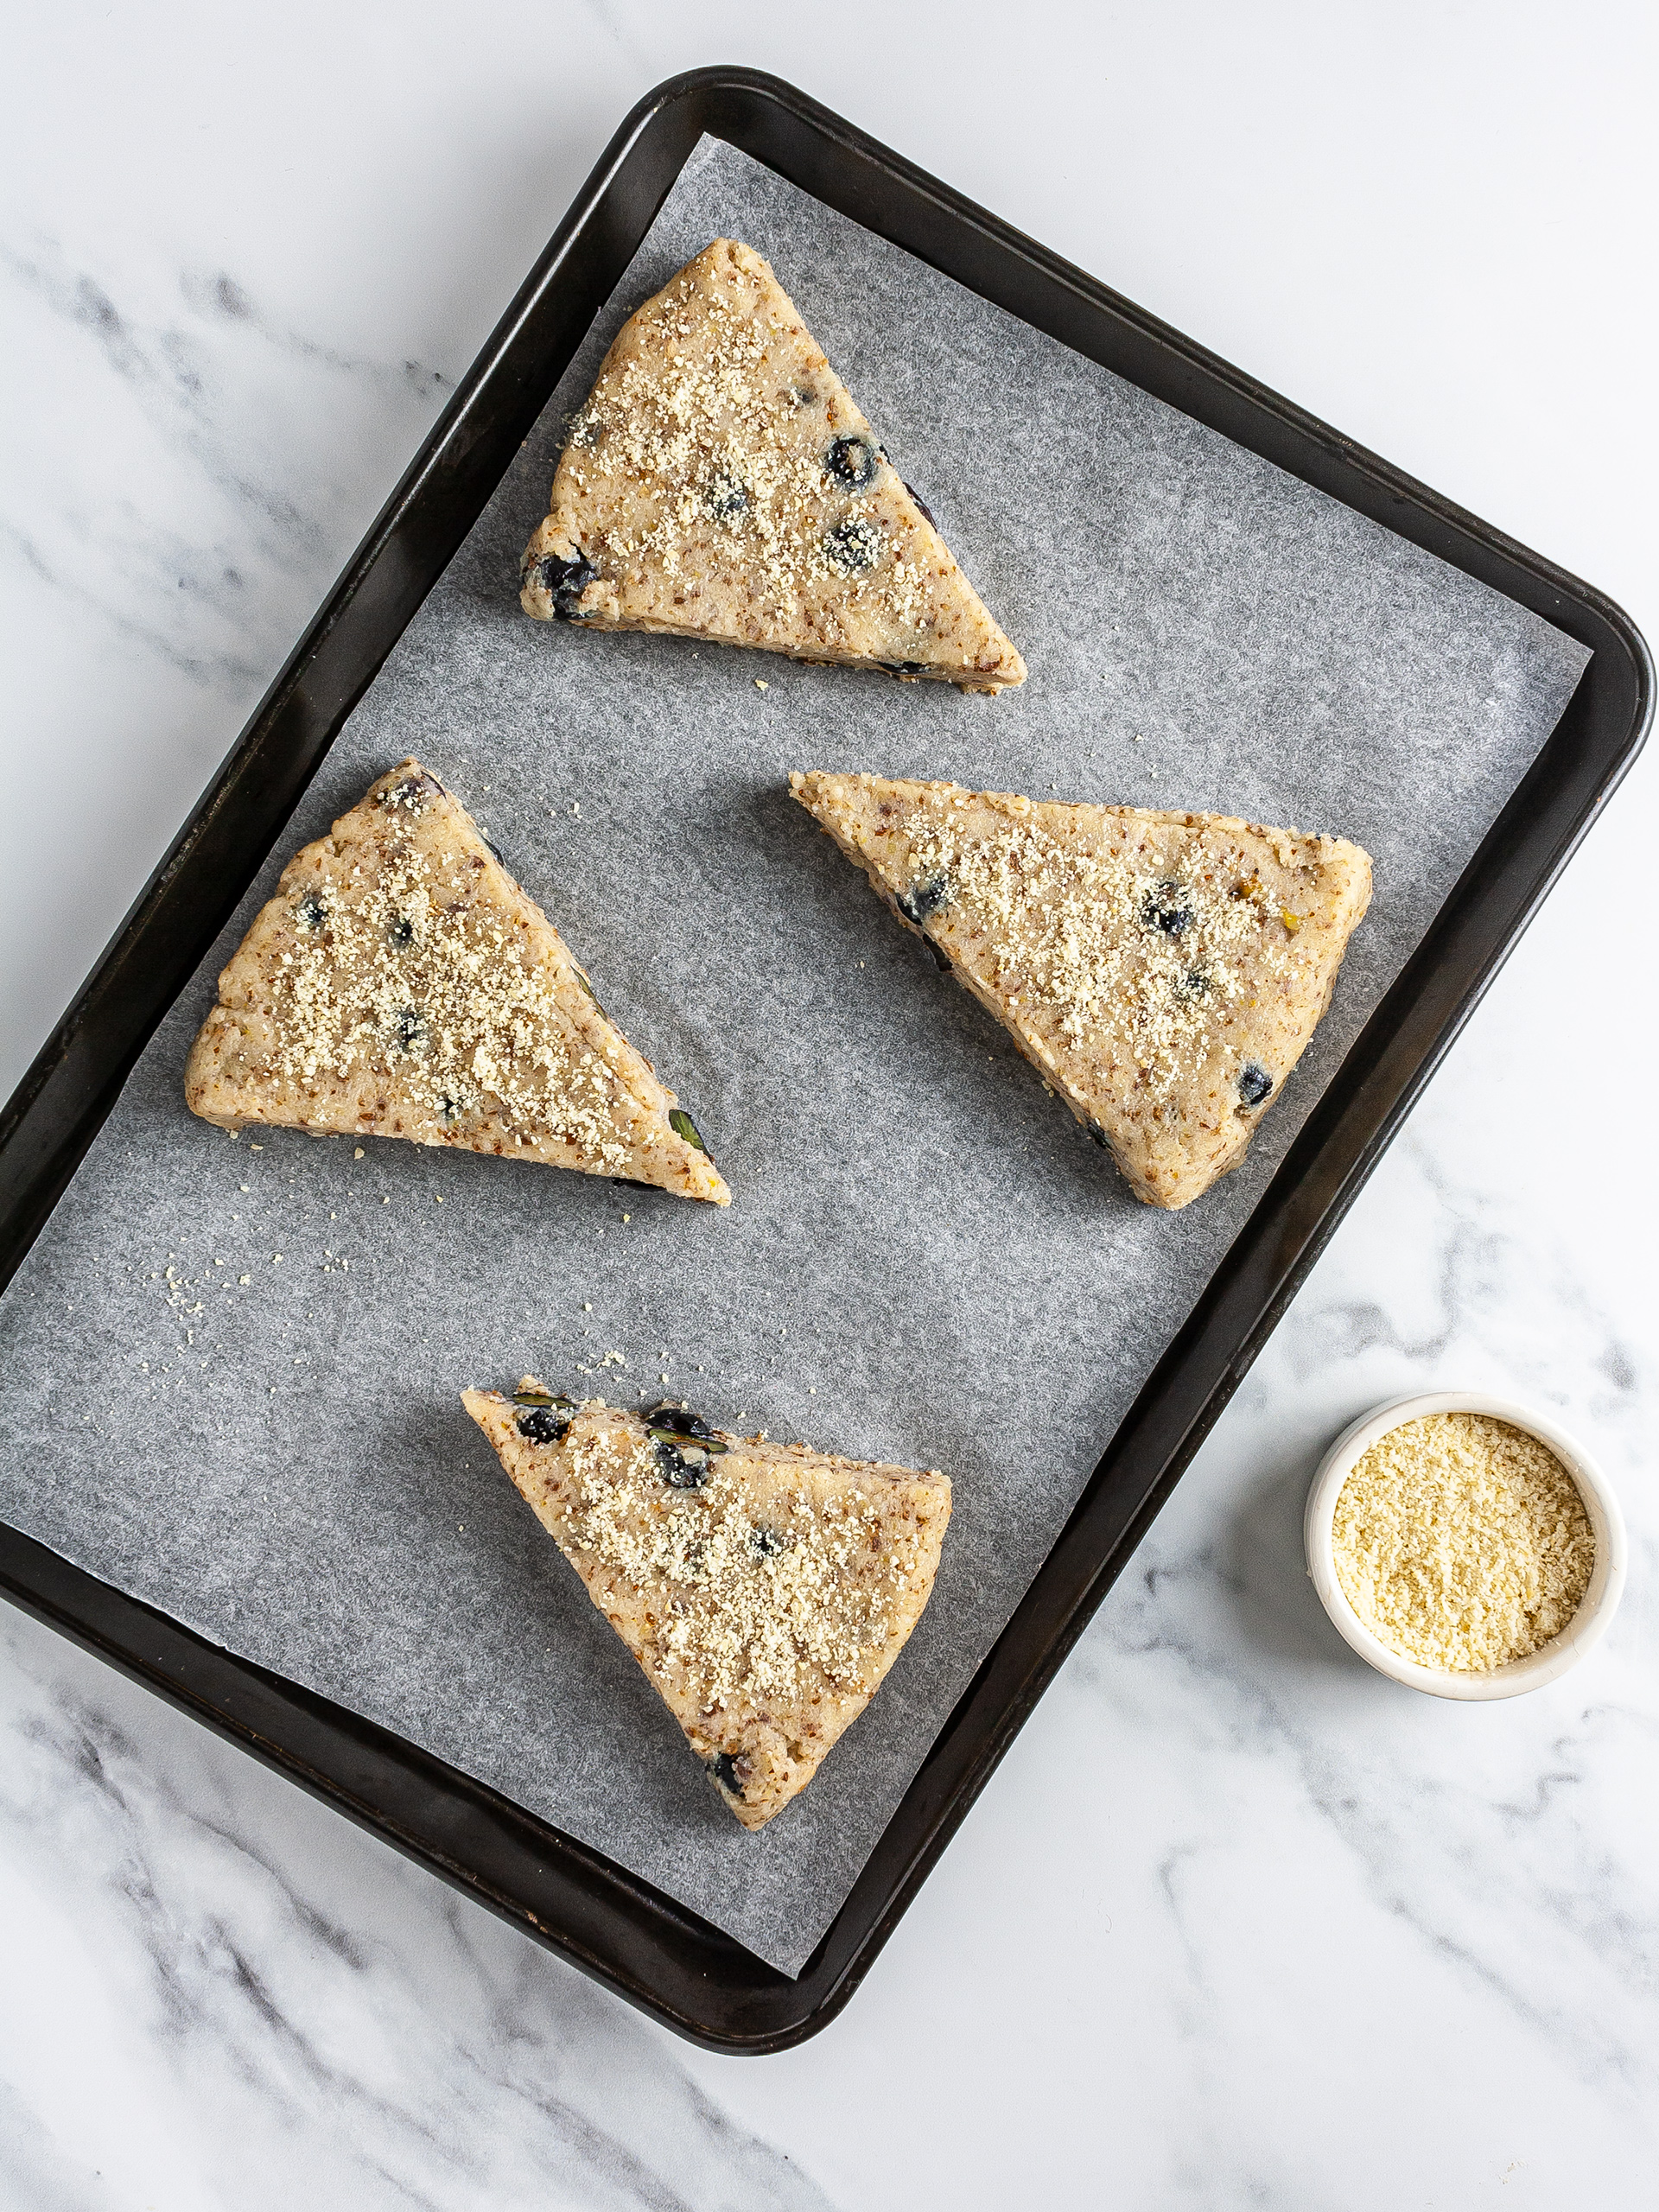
[463,1387,951,1827]
[559,283,933,632]
[896,792,1306,1105]
[184,761,728,1203]
[791,771,1372,1209]
[262,772,629,1164]
[520,239,1025,690]
[561,1420,919,1703]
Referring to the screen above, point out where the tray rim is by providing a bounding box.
[0,65,1650,2053]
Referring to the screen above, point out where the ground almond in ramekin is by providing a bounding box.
[1331,1411,1594,1673]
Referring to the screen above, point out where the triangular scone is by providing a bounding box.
[791,770,1372,1210]
[519,238,1025,694]
[462,1384,951,1829]
[184,760,729,1204]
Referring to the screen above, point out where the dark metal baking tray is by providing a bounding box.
[0,67,1649,2052]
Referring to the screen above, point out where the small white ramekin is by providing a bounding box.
[1304,1390,1627,1700]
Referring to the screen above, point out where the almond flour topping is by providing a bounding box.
[903,803,1303,1103]
[560,1419,927,1705]
[186,761,729,1203]
[462,1385,951,1827]
[520,241,1025,689]
[566,276,929,632]
[264,828,632,1170]
[791,770,1372,1210]
[1332,1412,1594,1672]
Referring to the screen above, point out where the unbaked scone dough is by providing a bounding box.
[462,1385,951,1829]
[791,770,1372,1210]
[520,238,1026,693]
[184,760,729,1204]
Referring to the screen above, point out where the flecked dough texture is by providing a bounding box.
[183,760,729,1203]
[519,238,1026,692]
[791,770,1373,1210]
[462,1388,951,1830]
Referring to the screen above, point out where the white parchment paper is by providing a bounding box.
[0,142,1590,1973]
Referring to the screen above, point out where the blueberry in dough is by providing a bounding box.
[709,1751,744,1798]
[898,873,950,926]
[295,893,327,932]
[652,1433,714,1490]
[1141,880,1193,936]
[824,435,880,489]
[705,470,749,519]
[823,518,880,574]
[1238,1061,1274,1107]
[516,1403,572,1445]
[535,549,598,619]
[381,769,442,811]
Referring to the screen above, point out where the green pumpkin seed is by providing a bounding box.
[646,1424,728,1458]
[668,1108,709,1154]
[512,1386,575,1412]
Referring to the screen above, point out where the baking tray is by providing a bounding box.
[0,67,1649,2052]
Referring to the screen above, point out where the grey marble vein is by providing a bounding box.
[0,1605,842,2211]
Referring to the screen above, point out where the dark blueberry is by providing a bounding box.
[1174,968,1210,1000]
[1238,1061,1274,1108]
[652,1434,713,1490]
[751,1525,783,1558]
[437,1094,461,1123]
[391,1006,424,1051]
[708,1751,744,1799]
[880,659,930,677]
[823,518,881,575]
[705,469,749,520]
[482,836,505,867]
[516,1402,572,1446]
[387,916,413,947]
[1141,880,1193,936]
[903,480,938,528]
[534,549,598,620]
[897,873,950,927]
[1086,1119,1113,1150]
[380,770,442,811]
[610,1175,657,1192]
[575,971,609,1018]
[645,1402,724,1447]
[668,1107,709,1155]
[824,435,880,489]
[295,892,327,932]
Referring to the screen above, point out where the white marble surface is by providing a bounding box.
[2,3,1656,2204]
